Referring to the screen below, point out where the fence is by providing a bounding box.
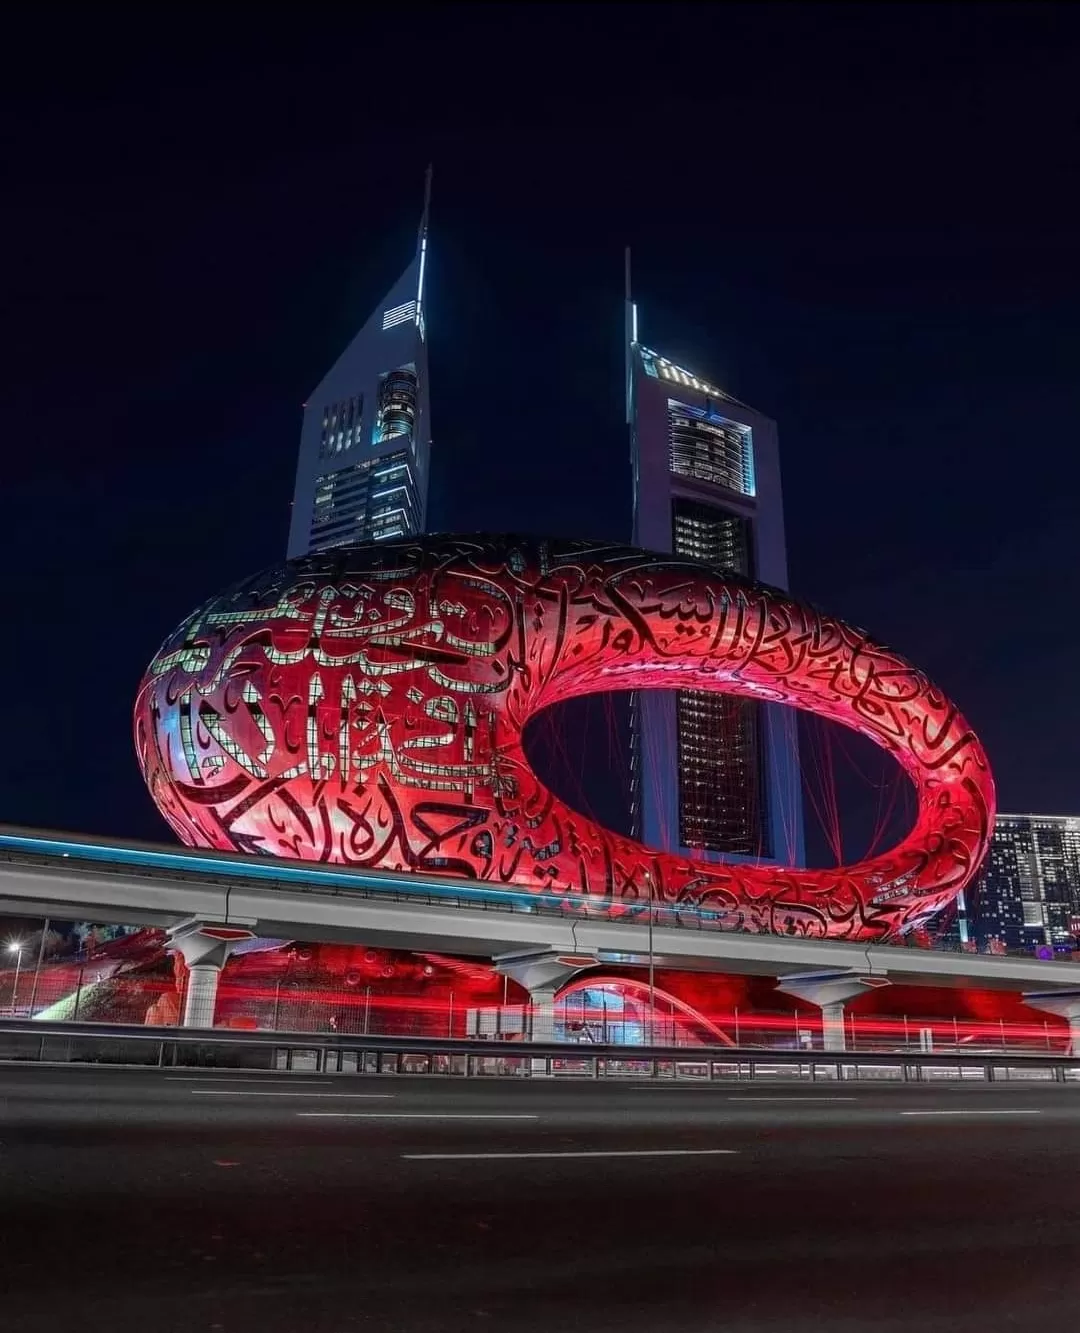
[0,963,1074,1056]
[1,966,1073,1056]
[1,1018,1079,1085]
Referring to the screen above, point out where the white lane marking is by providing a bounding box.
[900,1109,1043,1117]
[944,1084,1059,1090]
[190,1090,395,1099]
[726,1096,857,1102]
[167,1077,333,1085]
[627,1088,858,1101]
[403,1148,739,1161]
[297,1112,539,1120]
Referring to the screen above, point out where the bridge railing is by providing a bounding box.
[1,1019,1078,1084]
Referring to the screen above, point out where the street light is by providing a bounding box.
[28,918,51,1018]
[644,872,655,1047]
[7,940,25,1015]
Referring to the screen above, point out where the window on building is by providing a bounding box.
[668,401,755,496]
[372,365,418,446]
[382,301,416,330]
[308,450,419,551]
[668,496,763,854]
[671,498,752,575]
[675,689,768,857]
[319,395,364,460]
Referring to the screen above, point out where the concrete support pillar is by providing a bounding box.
[775,970,891,1053]
[167,924,251,1029]
[528,985,559,1045]
[818,1001,848,1053]
[183,963,223,1029]
[493,950,593,1072]
[1022,990,1080,1056]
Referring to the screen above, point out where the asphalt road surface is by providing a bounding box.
[3,1064,1080,1332]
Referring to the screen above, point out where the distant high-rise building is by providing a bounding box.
[969,813,1080,951]
[625,288,804,866]
[288,174,432,558]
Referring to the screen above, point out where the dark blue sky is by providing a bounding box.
[2,4,1078,854]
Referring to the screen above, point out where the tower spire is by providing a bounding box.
[419,163,433,245]
[624,246,636,425]
[416,164,433,332]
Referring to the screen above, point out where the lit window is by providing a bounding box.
[382,301,417,330]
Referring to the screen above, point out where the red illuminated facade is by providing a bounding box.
[10,932,1068,1051]
[134,536,994,940]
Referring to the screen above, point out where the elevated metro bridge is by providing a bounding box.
[0,824,1076,995]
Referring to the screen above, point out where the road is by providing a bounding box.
[2,1065,1080,1332]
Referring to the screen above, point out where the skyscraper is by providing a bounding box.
[287,174,432,559]
[969,813,1080,951]
[625,286,804,866]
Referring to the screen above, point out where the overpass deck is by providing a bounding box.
[0,825,1076,991]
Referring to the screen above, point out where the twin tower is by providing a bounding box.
[286,185,804,869]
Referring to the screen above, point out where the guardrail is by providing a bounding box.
[1,1019,1078,1084]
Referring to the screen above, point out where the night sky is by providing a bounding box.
[3,5,1078,860]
